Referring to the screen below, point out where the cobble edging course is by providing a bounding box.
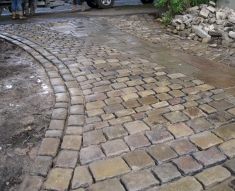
[0,15,235,191]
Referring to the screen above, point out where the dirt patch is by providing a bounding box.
[0,39,54,190]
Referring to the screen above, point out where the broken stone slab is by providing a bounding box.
[228,16,235,24]
[188,6,199,13]
[209,18,216,24]
[224,27,234,32]
[216,12,224,20]
[208,30,222,37]
[216,20,226,25]
[224,21,234,27]
[184,18,193,26]
[192,25,211,39]
[209,1,216,7]
[229,31,235,39]
[188,33,197,39]
[200,7,210,18]
[207,6,215,13]
[193,17,204,25]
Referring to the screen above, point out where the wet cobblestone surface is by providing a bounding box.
[1,13,235,191]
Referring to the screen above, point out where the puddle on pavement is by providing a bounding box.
[48,22,89,37]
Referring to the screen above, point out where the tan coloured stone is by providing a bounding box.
[72,166,93,189]
[190,131,223,150]
[167,122,193,138]
[44,168,73,191]
[148,176,202,191]
[124,121,150,134]
[195,166,231,189]
[219,139,235,158]
[121,93,139,102]
[86,101,105,110]
[61,135,82,150]
[213,123,235,141]
[38,138,60,157]
[89,157,130,181]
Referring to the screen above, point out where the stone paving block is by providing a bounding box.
[38,138,60,157]
[121,169,159,191]
[70,105,84,115]
[139,96,158,105]
[182,87,200,95]
[111,82,127,89]
[144,115,168,127]
[169,90,185,98]
[66,126,83,135]
[138,90,155,97]
[101,113,115,121]
[80,145,105,165]
[208,183,234,191]
[94,121,109,130]
[19,176,44,191]
[172,155,203,175]
[108,116,132,125]
[183,107,205,119]
[61,135,82,150]
[229,178,235,190]
[124,133,151,151]
[105,97,123,105]
[213,123,235,141]
[72,166,93,189]
[103,125,128,140]
[167,122,193,138]
[183,101,198,108]
[69,88,82,96]
[86,116,101,124]
[89,156,130,182]
[71,96,84,105]
[53,85,66,93]
[49,120,65,130]
[228,107,235,115]
[124,100,140,108]
[147,108,170,116]
[126,79,144,86]
[51,108,67,120]
[122,149,155,170]
[168,73,186,79]
[122,87,137,94]
[101,139,129,157]
[30,156,53,177]
[86,101,105,110]
[219,139,235,158]
[152,101,169,109]
[193,147,227,168]
[55,93,68,102]
[67,115,85,126]
[147,144,178,164]
[163,111,189,124]
[169,83,183,90]
[190,131,223,150]
[55,150,79,168]
[115,108,135,117]
[104,103,125,113]
[156,93,173,101]
[50,78,64,86]
[85,93,107,102]
[87,108,104,118]
[195,166,231,189]
[107,90,123,98]
[45,130,63,138]
[146,128,174,144]
[224,158,235,175]
[83,130,106,147]
[135,105,152,113]
[89,178,126,191]
[124,121,150,135]
[168,98,185,106]
[168,104,185,111]
[170,139,197,155]
[121,93,139,102]
[196,84,214,91]
[208,111,234,126]
[54,102,68,108]
[153,86,170,93]
[152,163,181,183]
[186,118,213,133]
[44,168,73,191]
[208,100,232,111]
[148,176,203,191]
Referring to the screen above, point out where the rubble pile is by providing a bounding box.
[167,1,235,47]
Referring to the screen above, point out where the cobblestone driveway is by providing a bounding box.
[1,13,235,191]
